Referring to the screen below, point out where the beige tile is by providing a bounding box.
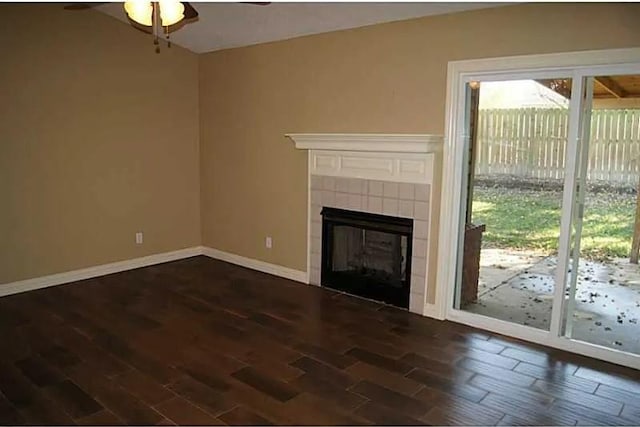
[361,180,368,196]
[412,256,426,277]
[368,181,383,196]
[382,198,398,216]
[415,184,430,202]
[412,238,427,258]
[335,192,349,207]
[310,267,321,285]
[411,275,426,294]
[348,178,363,194]
[409,292,425,314]
[383,182,399,198]
[311,204,322,221]
[399,183,415,200]
[311,221,322,239]
[311,237,322,255]
[310,254,320,269]
[310,189,322,205]
[336,177,350,193]
[321,190,335,207]
[414,219,428,239]
[311,175,323,190]
[348,194,362,210]
[368,196,382,214]
[322,176,336,191]
[398,200,414,218]
[414,201,429,221]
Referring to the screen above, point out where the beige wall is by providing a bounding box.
[199,3,640,297]
[0,4,200,284]
[3,3,640,290]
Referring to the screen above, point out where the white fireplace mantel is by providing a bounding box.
[286,133,443,184]
[288,133,444,317]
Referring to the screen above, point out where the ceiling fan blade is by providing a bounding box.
[241,2,272,5]
[183,2,199,20]
[63,3,106,10]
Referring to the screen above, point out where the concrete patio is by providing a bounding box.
[465,248,640,355]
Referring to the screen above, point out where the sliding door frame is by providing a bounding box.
[563,76,595,339]
[435,48,640,369]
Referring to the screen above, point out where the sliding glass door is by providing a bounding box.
[562,74,640,357]
[448,63,640,367]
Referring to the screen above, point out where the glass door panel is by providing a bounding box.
[454,77,573,331]
[562,74,640,355]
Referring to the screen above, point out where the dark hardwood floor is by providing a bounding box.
[1,256,640,425]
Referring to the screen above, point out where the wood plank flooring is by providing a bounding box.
[1,255,639,425]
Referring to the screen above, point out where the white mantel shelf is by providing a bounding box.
[286,133,443,153]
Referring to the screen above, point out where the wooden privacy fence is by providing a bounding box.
[475,108,640,185]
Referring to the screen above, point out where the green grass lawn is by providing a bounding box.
[471,187,636,260]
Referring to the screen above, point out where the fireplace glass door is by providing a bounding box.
[321,207,413,308]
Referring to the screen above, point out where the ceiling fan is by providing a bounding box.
[65,1,270,53]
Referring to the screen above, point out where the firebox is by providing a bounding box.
[321,207,413,308]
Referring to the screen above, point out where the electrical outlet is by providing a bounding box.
[135,232,143,245]
[265,236,272,249]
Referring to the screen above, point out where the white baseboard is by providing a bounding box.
[2,244,438,322]
[0,246,204,298]
[0,245,308,299]
[201,247,308,284]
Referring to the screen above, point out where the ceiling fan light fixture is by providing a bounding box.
[159,0,185,26]
[124,0,153,26]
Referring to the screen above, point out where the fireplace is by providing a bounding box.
[288,133,443,316]
[321,207,413,308]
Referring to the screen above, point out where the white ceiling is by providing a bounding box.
[97,2,505,54]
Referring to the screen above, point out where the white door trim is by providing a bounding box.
[436,47,640,369]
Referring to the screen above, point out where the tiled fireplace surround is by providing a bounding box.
[309,176,431,314]
[288,133,443,317]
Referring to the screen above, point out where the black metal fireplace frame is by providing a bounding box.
[321,207,413,308]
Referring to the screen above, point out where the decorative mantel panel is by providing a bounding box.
[287,133,443,318]
[287,134,443,184]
